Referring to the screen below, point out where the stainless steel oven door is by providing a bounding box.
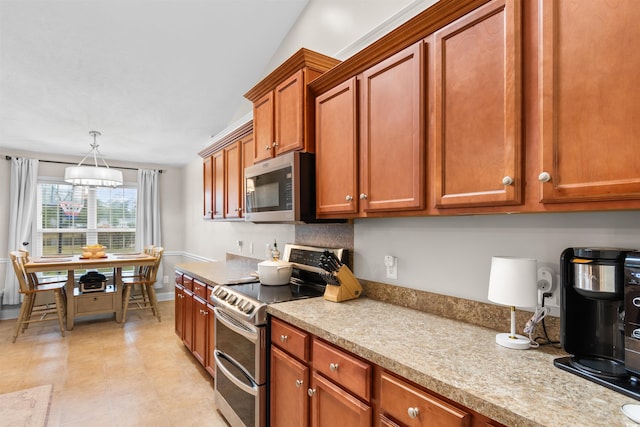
[214,350,266,427]
[214,307,267,383]
[213,307,267,427]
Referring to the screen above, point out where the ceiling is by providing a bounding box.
[0,0,310,167]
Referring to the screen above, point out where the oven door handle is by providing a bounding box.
[214,350,259,396]
[214,307,259,343]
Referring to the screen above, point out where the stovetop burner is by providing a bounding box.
[226,281,325,303]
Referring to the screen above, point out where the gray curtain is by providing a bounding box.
[135,169,162,286]
[3,158,39,305]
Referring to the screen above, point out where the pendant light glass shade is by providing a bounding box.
[65,131,123,187]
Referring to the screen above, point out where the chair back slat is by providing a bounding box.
[147,247,164,284]
[9,251,36,293]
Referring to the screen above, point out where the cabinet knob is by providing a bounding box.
[502,176,514,186]
[280,335,288,342]
[329,362,339,372]
[345,195,353,201]
[234,208,239,212]
[538,171,551,182]
[359,193,368,200]
[206,210,212,215]
[295,379,303,388]
[272,142,279,148]
[264,145,271,151]
[407,407,420,419]
[307,388,316,397]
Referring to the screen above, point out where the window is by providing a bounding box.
[36,181,137,256]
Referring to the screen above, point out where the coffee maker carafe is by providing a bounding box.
[554,247,640,399]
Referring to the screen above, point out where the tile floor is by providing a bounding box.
[0,300,230,427]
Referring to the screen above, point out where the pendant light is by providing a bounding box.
[64,131,123,187]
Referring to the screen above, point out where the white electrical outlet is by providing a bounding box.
[163,275,169,284]
[384,255,397,280]
[250,242,254,255]
[537,267,559,308]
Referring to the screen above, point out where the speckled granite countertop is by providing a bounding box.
[267,297,636,427]
[175,259,258,286]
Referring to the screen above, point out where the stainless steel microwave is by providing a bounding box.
[244,151,316,223]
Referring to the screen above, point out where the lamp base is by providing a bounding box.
[495,333,531,350]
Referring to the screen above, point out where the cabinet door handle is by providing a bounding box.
[345,195,353,201]
[280,335,288,342]
[272,142,279,148]
[329,362,339,372]
[264,145,271,151]
[359,193,368,200]
[538,171,551,182]
[407,407,420,419]
[502,176,514,186]
[295,379,303,388]
[307,388,316,397]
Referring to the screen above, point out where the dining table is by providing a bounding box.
[24,252,156,330]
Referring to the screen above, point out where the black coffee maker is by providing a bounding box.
[554,247,640,398]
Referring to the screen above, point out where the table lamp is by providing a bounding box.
[488,256,538,350]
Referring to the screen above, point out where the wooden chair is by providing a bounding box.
[121,247,163,324]
[121,245,155,279]
[9,251,66,342]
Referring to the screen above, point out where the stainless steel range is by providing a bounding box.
[210,244,346,427]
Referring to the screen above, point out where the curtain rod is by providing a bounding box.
[4,155,163,173]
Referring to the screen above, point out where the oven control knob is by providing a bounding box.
[228,295,238,304]
[243,303,255,314]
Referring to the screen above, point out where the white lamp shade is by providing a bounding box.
[488,256,538,308]
[65,166,123,187]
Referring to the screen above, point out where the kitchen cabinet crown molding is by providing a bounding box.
[308,0,490,95]
[198,119,253,158]
[244,48,340,102]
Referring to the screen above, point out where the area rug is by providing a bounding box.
[0,384,52,427]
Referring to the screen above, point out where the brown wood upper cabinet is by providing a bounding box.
[201,152,222,220]
[202,156,213,219]
[199,120,254,220]
[245,48,340,163]
[537,0,640,203]
[431,0,522,209]
[212,150,224,220]
[224,141,242,219]
[315,42,426,217]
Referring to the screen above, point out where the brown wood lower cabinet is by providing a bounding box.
[271,345,310,426]
[379,370,469,426]
[270,317,505,427]
[174,271,215,378]
[309,370,372,427]
[270,317,372,427]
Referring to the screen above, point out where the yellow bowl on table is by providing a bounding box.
[81,245,107,258]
